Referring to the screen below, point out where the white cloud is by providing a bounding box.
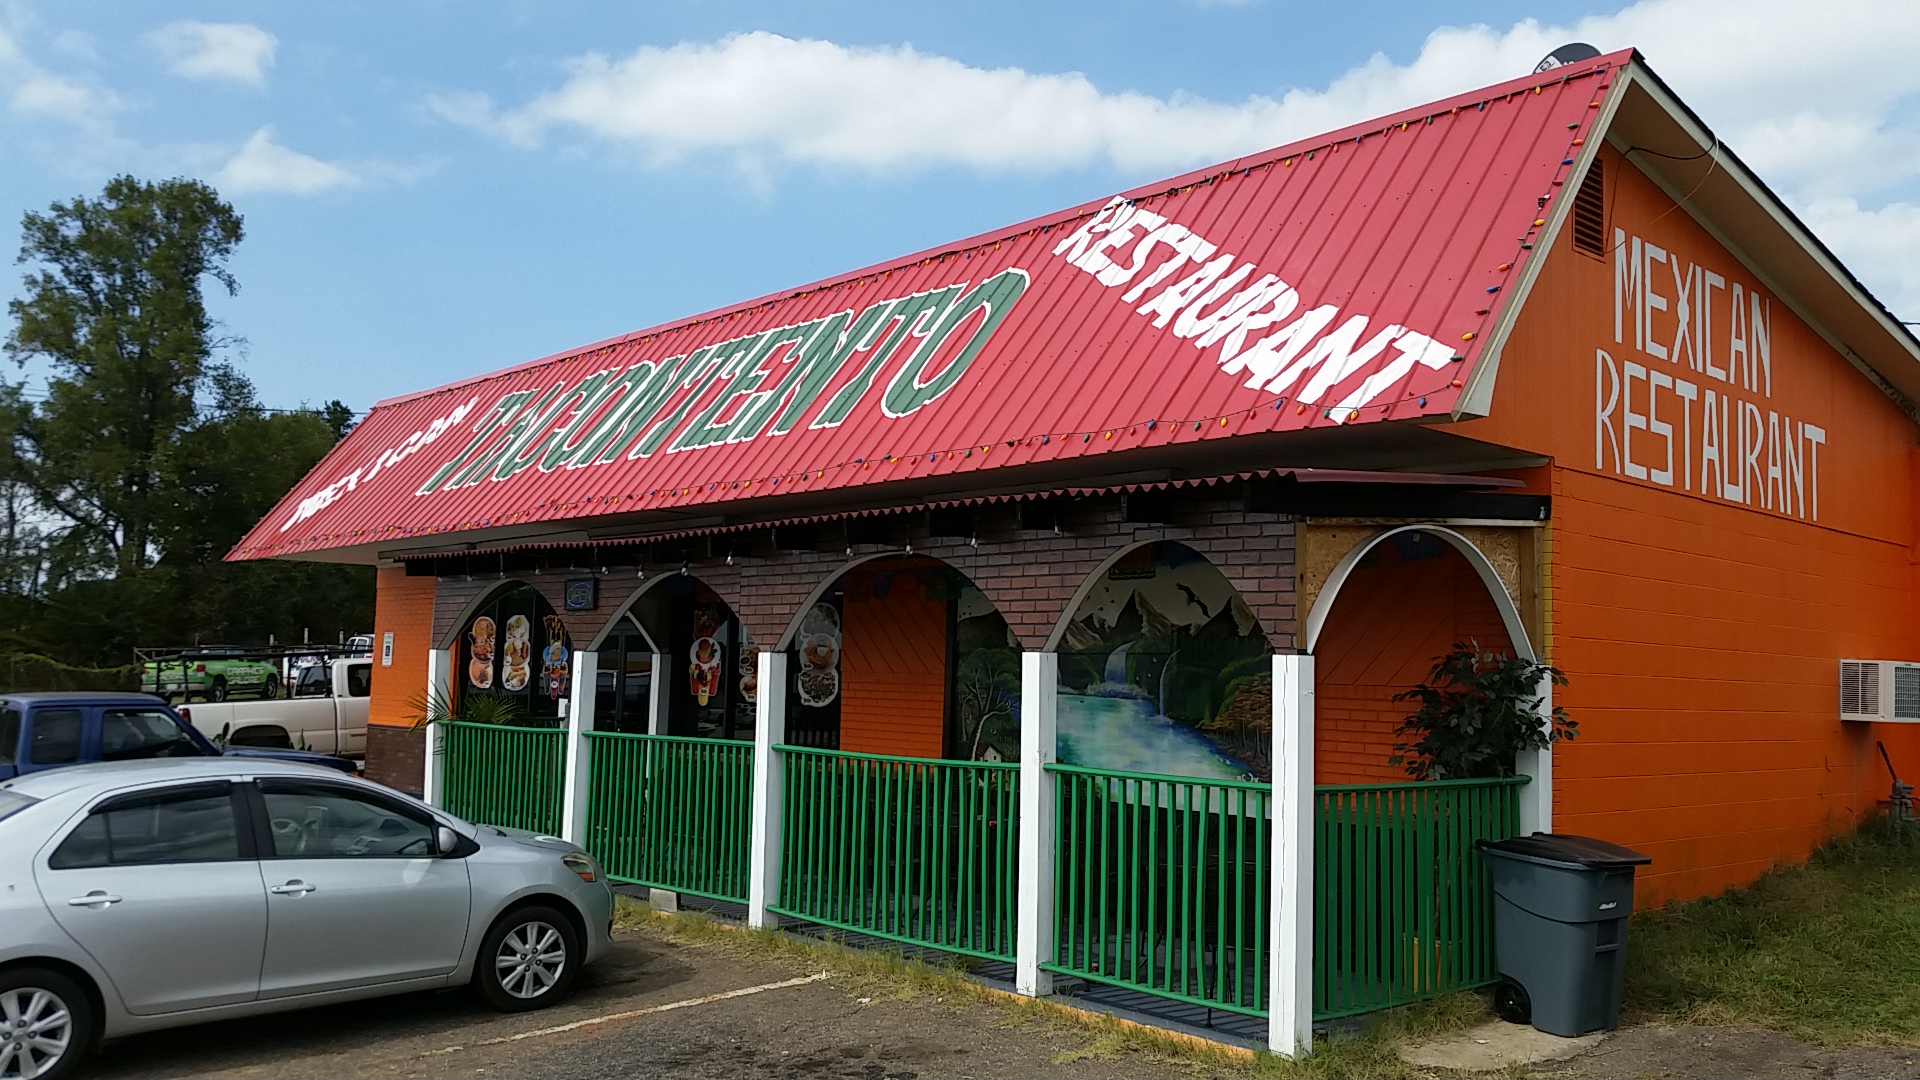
[214,127,359,195]
[434,0,1920,313]
[148,20,277,86]
[0,25,119,130]
[1799,198,1920,319]
[431,32,1295,174]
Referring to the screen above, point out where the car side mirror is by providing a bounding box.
[436,825,460,855]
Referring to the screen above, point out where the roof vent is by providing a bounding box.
[1572,160,1606,257]
[1535,43,1602,74]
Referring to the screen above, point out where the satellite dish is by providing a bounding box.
[1534,42,1602,74]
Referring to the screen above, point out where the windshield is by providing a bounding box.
[101,709,206,760]
[0,790,38,824]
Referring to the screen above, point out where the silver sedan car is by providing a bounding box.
[0,758,614,1080]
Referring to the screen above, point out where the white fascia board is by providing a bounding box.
[1603,61,1920,420]
[1453,68,1630,420]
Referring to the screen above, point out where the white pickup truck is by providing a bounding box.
[176,656,372,758]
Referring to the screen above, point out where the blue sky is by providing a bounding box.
[4,1,1917,415]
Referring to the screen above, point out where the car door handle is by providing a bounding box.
[67,892,121,908]
[269,881,317,896]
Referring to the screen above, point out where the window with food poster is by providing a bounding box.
[786,595,842,750]
[607,575,756,741]
[458,583,571,724]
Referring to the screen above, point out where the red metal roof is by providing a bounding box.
[231,51,1625,562]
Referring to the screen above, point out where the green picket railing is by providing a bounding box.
[1044,764,1272,1017]
[436,720,567,835]
[1313,776,1527,1020]
[583,732,754,903]
[772,746,1020,962]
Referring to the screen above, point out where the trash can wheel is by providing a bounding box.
[1493,980,1532,1025]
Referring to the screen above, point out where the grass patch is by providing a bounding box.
[614,895,1492,1078]
[1623,818,1920,1046]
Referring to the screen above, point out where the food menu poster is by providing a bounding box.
[797,602,841,708]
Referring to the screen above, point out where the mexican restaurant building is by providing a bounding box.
[231,50,1920,1051]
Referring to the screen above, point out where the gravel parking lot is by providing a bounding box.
[83,920,1198,1080]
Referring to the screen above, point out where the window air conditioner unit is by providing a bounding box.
[1839,660,1920,723]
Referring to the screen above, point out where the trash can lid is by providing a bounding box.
[1477,832,1652,868]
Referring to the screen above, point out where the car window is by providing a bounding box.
[296,666,330,697]
[27,709,82,765]
[0,790,36,823]
[49,784,240,868]
[257,780,435,858]
[345,664,371,698]
[99,709,202,761]
[0,707,19,765]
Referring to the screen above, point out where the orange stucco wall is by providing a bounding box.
[370,567,435,728]
[1453,145,1920,902]
[838,565,948,758]
[1315,541,1515,784]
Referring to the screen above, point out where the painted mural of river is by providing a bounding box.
[1055,693,1253,782]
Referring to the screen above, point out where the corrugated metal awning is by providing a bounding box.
[388,466,1525,559]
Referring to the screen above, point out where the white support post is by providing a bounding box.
[747,649,788,929]
[1517,675,1554,836]
[561,650,597,844]
[1015,651,1058,997]
[648,651,670,735]
[645,649,678,910]
[1269,653,1315,1058]
[422,648,452,807]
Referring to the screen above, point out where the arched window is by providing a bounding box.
[457,583,571,724]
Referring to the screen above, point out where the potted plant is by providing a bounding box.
[1391,640,1575,780]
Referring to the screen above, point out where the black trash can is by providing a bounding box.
[1476,833,1651,1037]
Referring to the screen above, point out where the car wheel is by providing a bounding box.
[208,677,228,703]
[262,674,280,700]
[0,967,95,1080]
[474,905,580,1012]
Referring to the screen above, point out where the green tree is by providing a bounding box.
[5,176,244,581]
[0,176,373,672]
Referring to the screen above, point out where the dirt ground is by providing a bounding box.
[78,919,1920,1079]
[1531,1025,1920,1080]
[84,923,1195,1080]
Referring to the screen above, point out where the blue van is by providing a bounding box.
[0,692,356,779]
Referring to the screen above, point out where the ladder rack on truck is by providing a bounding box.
[135,642,371,703]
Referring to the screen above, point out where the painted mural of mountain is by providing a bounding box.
[1052,542,1272,782]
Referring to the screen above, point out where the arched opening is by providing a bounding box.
[595,574,755,740]
[790,555,1020,759]
[1054,540,1273,781]
[451,581,574,725]
[1309,528,1521,783]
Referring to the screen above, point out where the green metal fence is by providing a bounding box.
[1044,764,1272,1017]
[1313,776,1527,1020]
[584,732,754,903]
[772,746,1020,961]
[435,720,567,835]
